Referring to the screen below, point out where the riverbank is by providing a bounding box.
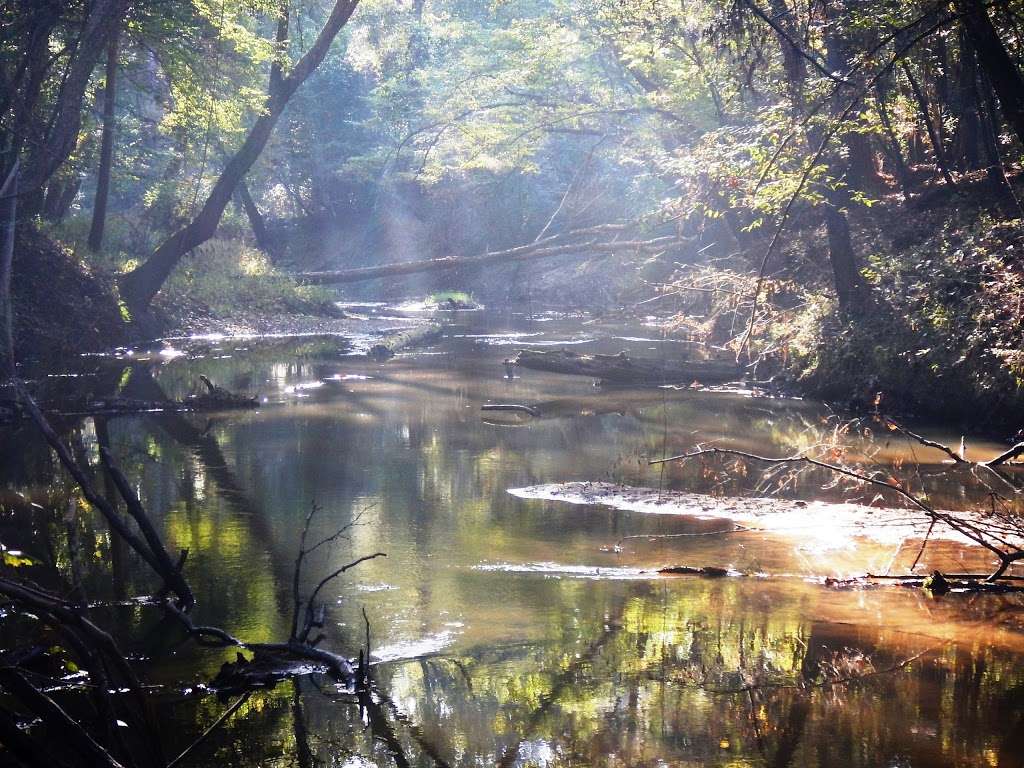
[15,217,1024,437]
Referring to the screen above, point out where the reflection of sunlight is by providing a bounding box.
[283,380,325,396]
[474,562,648,579]
[514,740,558,768]
[372,630,459,662]
[352,582,397,593]
[510,482,1024,554]
[339,758,377,768]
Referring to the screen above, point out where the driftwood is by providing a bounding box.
[651,447,1024,582]
[192,374,259,408]
[296,224,677,285]
[656,565,734,577]
[368,323,443,361]
[824,572,1024,594]
[514,349,741,385]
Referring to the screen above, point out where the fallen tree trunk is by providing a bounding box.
[368,323,443,361]
[1,393,256,423]
[514,349,741,385]
[297,230,678,285]
[656,565,734,577]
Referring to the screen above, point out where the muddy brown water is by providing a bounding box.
[3,308,1024,767]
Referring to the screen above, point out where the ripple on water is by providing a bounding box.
[473,561,648,579]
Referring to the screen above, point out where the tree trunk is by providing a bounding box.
[955,29,983,172]
[88,29,120,252]
[822,0,871,315]
[236,179,274,256]
[824,2,882,194]
[874,80,914,195]
[977,72,1022,217]
[514,349,740,385]
[1,8,58,180]
[901,62,957,187]
[766,0,806,98]
[296,230,675,285]
[0,164,18,379]
[21,0,125,208]
[823,199,866,315]
[956,0,1024,147]
[118,0,361,313]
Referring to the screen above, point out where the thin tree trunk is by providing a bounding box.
[21,0,125,207]
[901,62,957,187]
[42,177,66,219]
[236,179,273,256]
[977,72,1024,217]
[119,0,361,313]
[88,29,120,251]
[0,163,18,379]
[956,29,983,172]
[53,177,81,222]
[956,0,1024,147]
[822,0,870,315]
[766,0,806,98]
[1,9,57,180]
[874,82,914,195]
[823,199,865,314]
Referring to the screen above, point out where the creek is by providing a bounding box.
[3,307,1023,767]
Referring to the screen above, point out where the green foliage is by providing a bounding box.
[427,290,474,305]
[1,545,34,568]
[163,239,334,317]
[776,210,1024,418]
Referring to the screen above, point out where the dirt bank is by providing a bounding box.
[13,226,127,364]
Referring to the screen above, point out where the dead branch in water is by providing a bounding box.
[881,416,966,463]
[0,164,385,764]
[514,348,741,385]
[650,446,1024,582]
[0,667,125,768]
[368,324,443,361]
[987,441,1024,467]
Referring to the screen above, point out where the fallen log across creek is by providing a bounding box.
[513,348,742,385]
[296,224,677,285]
[368,323,443,361]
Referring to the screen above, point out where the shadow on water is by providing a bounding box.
[3,311,1024,766]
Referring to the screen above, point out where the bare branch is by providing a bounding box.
[882,416,966,463]
[650,446,1024,579]
[986,442,1024,467]
[166,690,253,768]
[0,667,125,768]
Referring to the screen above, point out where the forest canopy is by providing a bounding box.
[6,2,1024,766]
[3,0,1024,416]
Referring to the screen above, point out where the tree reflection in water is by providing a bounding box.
[4,324,1024,767]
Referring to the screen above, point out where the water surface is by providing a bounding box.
[3,310,1024,767]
